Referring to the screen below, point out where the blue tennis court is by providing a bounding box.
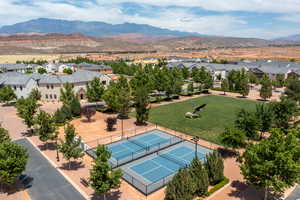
[120,141,212,194]
[85,129,183,168]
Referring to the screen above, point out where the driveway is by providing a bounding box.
[15,138,86,200]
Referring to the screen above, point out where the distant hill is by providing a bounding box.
[0,18,200,37]
[276,34,300,42]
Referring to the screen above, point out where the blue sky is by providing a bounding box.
[1,0,300,39]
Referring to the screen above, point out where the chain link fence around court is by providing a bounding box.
[84,126,184,168]
[83,125,157,150]
[122,168,176,195]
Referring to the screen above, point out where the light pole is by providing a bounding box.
[55,132,60,162]
[121,118,124,139]
[191,136,200,159]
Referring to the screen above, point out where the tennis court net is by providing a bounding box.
[128,139,149,150]
[157,152,187,167]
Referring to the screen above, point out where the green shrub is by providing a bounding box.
[172,95,180,99]
[206,177,229,196]
[205,151,224,185]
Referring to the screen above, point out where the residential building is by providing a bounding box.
[0,72,38,99]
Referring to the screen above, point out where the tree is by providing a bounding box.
[54,108,67,125]
[25,69,33,74]
[205,151,224,185]
[275,74,285,88]
[270,99,297,130]
[0,141,28,186]
[187,82,194,95]
[63,68,73,74]
[70,97,81,117]
[115,76,131,118]
[133,86,150,125]
[240,129,300,200]
[216,73,222,82]
[260,74,272,101]
[189,158,209,196]
[35,111,57,148]
[37,67,47,74]
[86,77,105,102]
[221,79,229,95]
[285,79,300,103]
[60,83,76,106]
[81,106,96,122]
[249,73,258,87]
[235,109,260,140]
[58,124,84,169]
[15,97,38,134]
[165,168,196,200]
[181,67,190,80]
[255,104,274,138]
[29,88,41,101]
[220,127,246,153]
[0,125,10,143]
[89,145,122,200]
[106,117,117,131]
[0,86,16,104]
[239,76,250,97]
[102,82,120,112]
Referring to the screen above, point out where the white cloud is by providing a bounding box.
[99,0,300,13]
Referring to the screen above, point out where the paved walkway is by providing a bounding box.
[15,138,86,200]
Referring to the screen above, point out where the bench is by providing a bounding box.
[80,178,89,187]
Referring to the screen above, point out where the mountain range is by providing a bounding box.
[276,34,300,42]
[0,18,299,54]
[0,18,199,37]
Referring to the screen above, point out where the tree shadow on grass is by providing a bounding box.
[256,98,269,102]
[236,95,247,99]
[91,190,121,200]
[59,161,85,171]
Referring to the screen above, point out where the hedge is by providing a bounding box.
[206,177,230,196]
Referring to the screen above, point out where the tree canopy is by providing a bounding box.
[89,145,122,199]
[58,124,84,169]
[0,86,16,104]
[35,111,57,147]
[259,74,272,101]
[240,129,300,200]
[86,77,105,102]
[0,141,28,185]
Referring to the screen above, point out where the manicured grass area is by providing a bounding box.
[148,95,258,144]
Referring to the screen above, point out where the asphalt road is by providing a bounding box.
[286,185,300,200]
[15,138,86,200]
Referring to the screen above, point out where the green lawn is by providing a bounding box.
[148,95,259,144]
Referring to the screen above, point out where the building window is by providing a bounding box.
[13,86,16,90]
[54,94,57,99]
[47,85,49,89]
[51,85,54,89]
[49,94,52,99]
[102,81,106,85]
[20,86,23,91]
[45,94,48,99]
